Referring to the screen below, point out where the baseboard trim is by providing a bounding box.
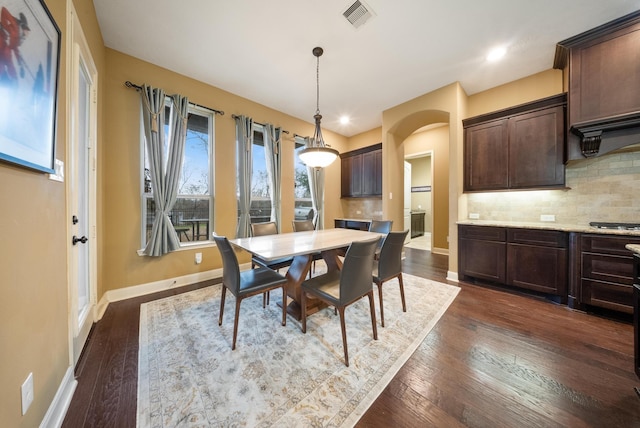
[40,366,76,428]
[446,271,459,283]
[432,247,449,256]
[96,264,253,320]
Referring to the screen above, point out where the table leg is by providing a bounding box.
[282,250,342,320]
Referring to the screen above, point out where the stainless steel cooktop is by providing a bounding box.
[589,222,640,231]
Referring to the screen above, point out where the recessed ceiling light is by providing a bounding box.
[487,46,507,62]
[340,116,350,125]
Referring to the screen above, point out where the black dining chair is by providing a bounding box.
[250,222,294,307]
[372,230,409,327]
[369,220,393,258]
[300,238,380,366]
[213,235,288,350]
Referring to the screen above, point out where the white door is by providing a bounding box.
[68,9,98,365]
[404,161,411,243]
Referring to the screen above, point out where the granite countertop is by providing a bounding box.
[626,244,640,254]
[457,219,640,237]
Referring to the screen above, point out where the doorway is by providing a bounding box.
[404,153,433,251]
[68,8,98,365]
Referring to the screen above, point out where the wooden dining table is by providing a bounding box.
[230,228,383,320]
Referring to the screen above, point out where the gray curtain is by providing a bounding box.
[236,115,253,238]
[263,124,282,231]
[141,85,189,256]
[296,136,326,230]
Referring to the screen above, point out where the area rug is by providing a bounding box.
[136,271,459,427]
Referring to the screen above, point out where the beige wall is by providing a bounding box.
[101,50,348,293]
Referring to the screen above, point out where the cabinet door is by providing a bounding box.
[341,155,363,197]
[458,225,507,283]
[507,243,567,296]
[464,119,509,191]
[508,106,565,188]
[362,150,382,196]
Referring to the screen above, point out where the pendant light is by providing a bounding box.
[298,47,339,168]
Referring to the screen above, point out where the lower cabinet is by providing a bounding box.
[459,225,568,300]
[334,219,371,231]
[577,234,640,314]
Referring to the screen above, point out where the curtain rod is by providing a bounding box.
[124,81,225,116]
[232,114,289,134]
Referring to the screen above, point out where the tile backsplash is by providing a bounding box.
[341,198,383,220]
[466,149,640,225]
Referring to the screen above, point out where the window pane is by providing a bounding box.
[180,113,210,195]
[294,142,313,220]
[237,129,272,225]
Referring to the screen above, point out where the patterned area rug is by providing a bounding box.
[137,270,459,427]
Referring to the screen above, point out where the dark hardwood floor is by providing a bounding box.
[63,248,640,427]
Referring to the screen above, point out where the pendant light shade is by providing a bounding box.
[299,47,339,168]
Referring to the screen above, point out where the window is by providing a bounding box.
[294,141,313,221]
[141,103,215,246]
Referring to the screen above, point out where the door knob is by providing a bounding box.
[72,235,88,245]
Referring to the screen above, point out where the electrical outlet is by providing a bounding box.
[21,373,33,415]
[540,214,556,222]
[195,252,202,264]
[469,213,480,219]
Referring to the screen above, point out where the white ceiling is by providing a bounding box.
[93,0,639,137]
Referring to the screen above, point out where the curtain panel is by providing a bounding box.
[141,86,190,256]
[263,124,282,231]
[235,115,253,238]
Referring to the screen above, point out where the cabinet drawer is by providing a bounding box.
[582,234,640,256]
[507,228,567,247]
[459,225,506,242]
[581,279,633,313]
[582,253,634,285]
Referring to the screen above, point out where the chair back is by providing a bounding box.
[213,236,240,294]
[292,220,315,232]
[369,220,393,234]
[251,221,278,237]
[377,230,409,280]
[340,238,379,303]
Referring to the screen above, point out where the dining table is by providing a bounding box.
[230,228,384,320]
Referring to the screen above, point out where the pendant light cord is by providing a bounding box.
[316,54,320,116]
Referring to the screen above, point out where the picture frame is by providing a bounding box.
[0,0,60,173]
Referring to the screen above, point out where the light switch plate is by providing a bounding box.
[21,372,33,415]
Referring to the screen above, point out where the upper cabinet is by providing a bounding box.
[463,94,567,192]
[341,143,382,198]
[555,11,640,160]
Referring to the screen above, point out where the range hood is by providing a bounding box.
[554,10,640,158]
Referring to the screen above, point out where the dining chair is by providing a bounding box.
[372,230,409,327]
[213,235,288,350]
[250,222,294,307]
[300,237,380,366]
[369,220,393,258]
[292,220,322,276]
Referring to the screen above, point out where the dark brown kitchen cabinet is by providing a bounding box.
[577,234,640,314]
[340,143,382,198]
[463,93,566,192]
[411,212,425,238]
[506,228,568,298]
[459,224,568,300]
[555,11,640,159]
[459,225,506,284]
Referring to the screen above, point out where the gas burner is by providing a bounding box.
[590,222,640,231]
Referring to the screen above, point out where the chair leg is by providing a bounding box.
[376,281,385,327]
[398,273,407,312]
[367,291,378,340]
[262,291,270,308]
[281,285,287,326]
[218,286,227,326]
[301,290,307,333]
[232,298,242,350]
[338,307,349,367]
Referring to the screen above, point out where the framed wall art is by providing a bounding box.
[0,0,60,173]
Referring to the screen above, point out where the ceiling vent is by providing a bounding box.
[343,1,374,29]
